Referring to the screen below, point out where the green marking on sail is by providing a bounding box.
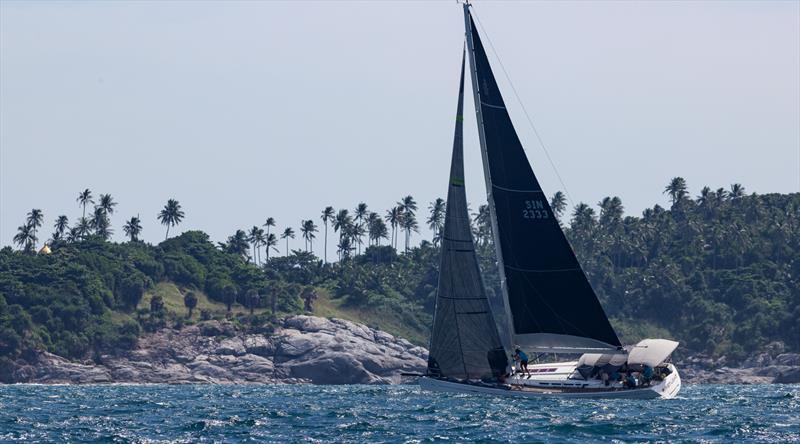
[450,177,464,186]
[456,115,464,122]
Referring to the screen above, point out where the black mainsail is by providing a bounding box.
[463,5,622,353]
[427,50,509,380]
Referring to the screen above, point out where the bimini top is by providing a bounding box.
[626,339,679,367]
[579,339,679,368]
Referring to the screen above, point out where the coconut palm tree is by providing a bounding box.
[123,216,143,242]
[77,189,93,218]
[730,183,745,199]
[13,224,36,252]
[281,227,295,255]
[320,206,335,263]
[75,217,91,241]
[397,195,417,251]
[226,229,250,260]
[301,219,318,253]
[368,215,389,246]
[52,215,69,241]
[333,209,352,241]
[337,235,354,260]
[400,211,419,253]
[427,198,445,244]
[264,233,279,261]
[158,198,185,240]
[598,196,624,227]
[263,217,276,238]
[248,226,263,264]
[353,203,368,253]
[25,209,44,249]
[91,206,113,240]
[398,195,418,217]
[664,177,688,206]
[385,206,401,250]
[550,191,567,222]
[98,193,117,215]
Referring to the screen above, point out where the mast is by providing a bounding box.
[463,1,515,354]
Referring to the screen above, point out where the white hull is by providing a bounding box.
[420,363,681,400]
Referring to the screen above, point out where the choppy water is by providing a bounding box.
[0,384,797,443]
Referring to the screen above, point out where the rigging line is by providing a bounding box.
[471,10,575,207]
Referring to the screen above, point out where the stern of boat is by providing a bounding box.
[650,363,681,399]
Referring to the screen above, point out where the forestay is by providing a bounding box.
[465,9,621,353]
[427,50,508,380]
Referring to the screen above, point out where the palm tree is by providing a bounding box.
[427,198,446,244]
[263,217,276,239]
[320,206,335,263]
[368,215,388,246]
[550,191,567,222]
[697,186,712,206]
[598,196,624,227]
[398,195,418,216]
[264,233,279,261]
[337,235,354,260]
[730,183,745,199]
[91,206,113,240]
[246,289,260,315]
[397,195,417,252]
[385,206,401,250]
[75,217,91,241]
[13,224,36,252]
[52,215,69,242]
[333,209,352,240]
[184,291,198,318]
[248,226,263,264]
[123,216,143,242]
[26,209,44,249]
[98,193,117,215]
[664,177,688,206]
[400,211,419,253]
[158,198,185,240]
[301,219,318,252]
[77,189,93,218]
[225,229,250,260]
[281,227,295,255]
[354,203,368,253]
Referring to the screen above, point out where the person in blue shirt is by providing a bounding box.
[642,365,654,384]
[513,347,529,376]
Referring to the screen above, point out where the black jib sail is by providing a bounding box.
[464,7,622,353]
[427,50,508,380]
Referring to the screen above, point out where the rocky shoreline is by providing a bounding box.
[2,315,798,385]
[1,315,428,385]
[677,352,800,384]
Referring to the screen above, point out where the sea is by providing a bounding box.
[0,384,797,443]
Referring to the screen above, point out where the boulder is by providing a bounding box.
[774,367,800,384]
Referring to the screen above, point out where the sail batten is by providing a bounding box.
[427,49,508,380]
[464,7,622,352]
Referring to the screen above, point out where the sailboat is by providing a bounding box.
[419,2,681,399]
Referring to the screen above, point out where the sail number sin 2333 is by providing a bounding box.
[522,200,549,220]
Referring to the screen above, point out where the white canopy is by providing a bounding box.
[626,339,679,367]
[578,352,628,368]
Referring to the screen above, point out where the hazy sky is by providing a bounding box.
[1,0,798,252]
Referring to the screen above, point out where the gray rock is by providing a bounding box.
[774,367,800,384]
[215,338,246,356]
[4,315,428,385]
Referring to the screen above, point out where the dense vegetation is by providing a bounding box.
[2,181,798,365]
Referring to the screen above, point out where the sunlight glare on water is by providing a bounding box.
[0,384,798,443]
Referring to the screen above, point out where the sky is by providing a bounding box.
[1,0,798,253]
